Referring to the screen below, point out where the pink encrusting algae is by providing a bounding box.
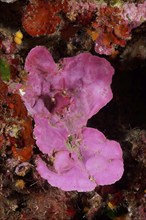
[20,46,124,191]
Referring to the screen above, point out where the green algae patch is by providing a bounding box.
[0,59,10,81]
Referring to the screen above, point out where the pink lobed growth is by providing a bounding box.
[22,46,114,134]
[21,46,124,191]
[35,119,124,191]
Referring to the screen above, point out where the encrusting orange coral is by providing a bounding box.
[22,0,68,37]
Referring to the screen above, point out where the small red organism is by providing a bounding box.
[10,118,34,162]
[114,23,130,39]
[12,145,33,162]
[22,0,68,37]
[66,208,76,217]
